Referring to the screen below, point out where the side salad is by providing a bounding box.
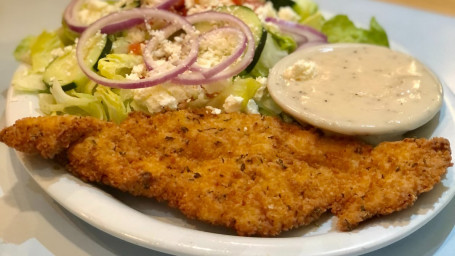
[12,0,389,123]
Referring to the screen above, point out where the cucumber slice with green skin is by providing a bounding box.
[82,33,113,70]
[61,82,77,91]
[43,33,112,89]
[94,37,112,71]
[216,5,266,72]
[43,48,88,88]
[244,28,267,73]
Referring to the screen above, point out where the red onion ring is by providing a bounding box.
[100,17,145,34]
[152,0,181,9]
[296,40,327,50]
[173,11,255,85]
[63,0,180,33]
[190,27,247,78]
[63,0,86,33]
[265,17,328,46]
[77,8,198,89]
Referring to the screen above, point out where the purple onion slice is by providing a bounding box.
[76,8,198,89]
[173,11,255,85]
[265,17,328,47]
[63,0,180,33]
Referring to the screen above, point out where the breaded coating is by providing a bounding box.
[0,115,107,159]
[0,110,452,236]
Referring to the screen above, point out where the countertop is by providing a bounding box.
[378,0,455,16]
[0,0,454,255]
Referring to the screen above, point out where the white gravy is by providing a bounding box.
[267,43,443,136]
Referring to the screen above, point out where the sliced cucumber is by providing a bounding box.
[245,28,267,73]
[216,5,267,73]
[82,33,113,70]
[43,47,88,88]
[43,32,112,89]
[217,5,263,46]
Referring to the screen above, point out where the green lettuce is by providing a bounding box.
[14,35,37,64]
[292,0,319,21]
[11,65,47,92]
[94,86,129,123]
[30,30,64,72]
[247,33,289,77]
[268,28,297,53]
[207,77,262,112]
[321,15,389,47]
[39,81,106,119]
[97,53,143,80]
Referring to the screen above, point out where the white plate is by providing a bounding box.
[5,75,455,256]
[3,2,455,256]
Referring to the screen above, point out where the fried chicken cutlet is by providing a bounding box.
[0,110,452,236]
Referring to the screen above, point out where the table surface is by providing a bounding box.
[1,1,454,255]
[378,0,455,16]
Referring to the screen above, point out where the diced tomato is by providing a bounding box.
[128,42,142,55]
[169,0,187,16]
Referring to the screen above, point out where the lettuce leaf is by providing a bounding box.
[11,65,47,92]
[247,33,289,77]
[97,53,143,80]
[14,36,37,64]
[94,85,129,123]
[268,28,297,53]
[321,15,389,47]
[207,77,262,111]
[292,0,319,21]
[40,81,107,119]
[30,30,64,72]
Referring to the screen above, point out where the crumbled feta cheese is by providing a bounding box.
[202,79,231,94]
[254,76,267,101]
[163,83,204,102]
[125,73,140,80]
[197,30,241,68]
[206,106,222,114]
[134,87,178,113]
[78,0,136,24]
[245,99,259,114]
[223,95,243,113]
[50,48,65,58]
[77,0,118,25]
[278,7,300,22]
[132,83,205,113]
[255,76,267,85]
[254,2,277,21]
[282,60,317,82]
[144,30,189,75]
[125,27,146,44]
[132,63,145,75]
[185,0,236,15]
[125,64,145,80]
